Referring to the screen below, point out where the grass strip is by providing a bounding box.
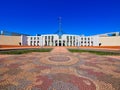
[0,48,52,55]
[68,49,120,55]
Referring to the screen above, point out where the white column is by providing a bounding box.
[89,37,91,46]
[65,40,67,46]
[36,36,37,46]
[69,36,70,46]
[79,37,81,46]
[77,36,79,47]
[83,37,84,46]
[48,36,49,46]
[86,37,88,46]
[33,37,35,46]
[35,35,37,46]
[47,36,48,46]
[61,40,62,46]
[50,36,51,46]
[73,41,74,46]
[33,38,34,46]
[53,40,55,46]
[75,36,76,46]
[72,36,73,46]
[39,36,42,47]
[32,40,34,46]
[41,36,43,47]
[76,36,78,47]
[33,37,34,46]
[70,36,72,46]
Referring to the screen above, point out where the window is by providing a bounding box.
[73,36,75,39]
[52,36,54,42]
[45,36,47,39]
[48,36,50,39]
[67,36,69,41]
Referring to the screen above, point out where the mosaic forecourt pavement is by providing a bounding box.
[0,47,120,90]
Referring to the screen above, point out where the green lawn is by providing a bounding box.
[68,49,120,55]
[0,48,53,54]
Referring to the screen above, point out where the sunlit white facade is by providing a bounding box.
[27,34,99,46]
[0,30,120,46]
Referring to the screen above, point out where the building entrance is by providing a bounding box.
[59,41,61,46]
[55,40,63,46]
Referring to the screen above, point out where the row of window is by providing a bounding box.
[30,41,39,43]
[29,36,94,40]
[29,39,94,43]
[29,38,93,41]
[30,37,40,40]
[30,41,93,44]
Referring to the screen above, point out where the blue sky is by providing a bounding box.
[0,0,120,36]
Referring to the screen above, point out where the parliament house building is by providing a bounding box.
[0,30,120,47]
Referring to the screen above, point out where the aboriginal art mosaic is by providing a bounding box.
[0,47,120,90]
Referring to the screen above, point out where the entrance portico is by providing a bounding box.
[54,39,66,46]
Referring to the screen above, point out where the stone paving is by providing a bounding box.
[0,47,120,90]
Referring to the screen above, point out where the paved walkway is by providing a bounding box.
[0,47,120,90]
[51,47,70,53]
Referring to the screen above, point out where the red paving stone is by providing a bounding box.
[0,47,120,90]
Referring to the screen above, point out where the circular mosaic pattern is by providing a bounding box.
[49,56,70,62]
[40,54,79,65]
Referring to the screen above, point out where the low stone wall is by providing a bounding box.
[99,36,120,46]
[0,35,21,45]
[0,45,39,48]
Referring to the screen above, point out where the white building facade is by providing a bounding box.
[27,34,99,46]
[1,30,120,46]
